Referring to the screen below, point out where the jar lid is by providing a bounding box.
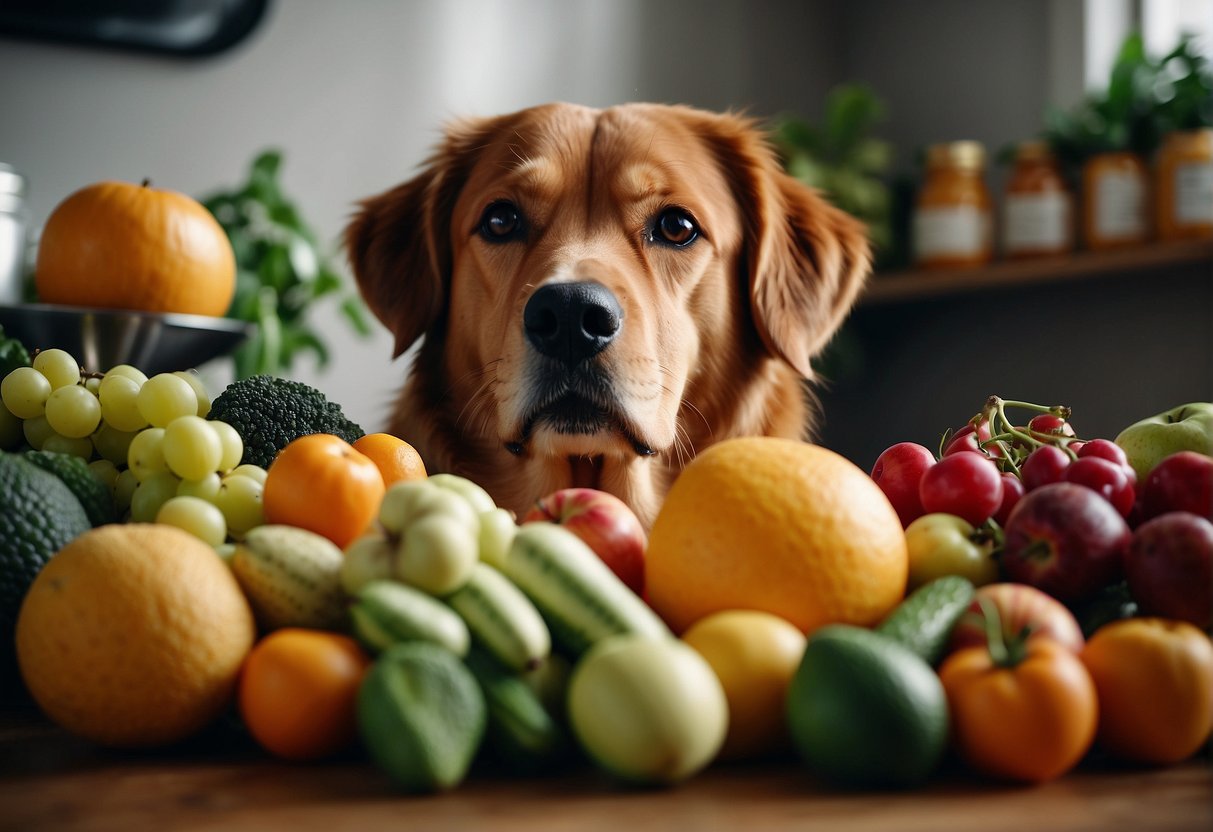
[1015,140,1055,162]
[0,163,25,198]
[926,141,986,171]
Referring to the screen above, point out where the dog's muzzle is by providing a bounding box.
[508,281,653,457]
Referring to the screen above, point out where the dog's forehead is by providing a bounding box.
[461,104,731,207]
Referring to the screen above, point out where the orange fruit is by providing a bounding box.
[1080,618,1213,765]
[263,433,386,549]
[15,524,255,748]
[238,628,371,761]
[35,180,236,317]
[353,432,428,486]
[646,437,907,635]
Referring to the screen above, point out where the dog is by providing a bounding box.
[345,102,870,529]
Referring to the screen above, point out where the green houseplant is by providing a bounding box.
[202,151,371,379]
[1044,33,1212,169]
[770,84,894,258]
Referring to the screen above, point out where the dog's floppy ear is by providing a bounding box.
[705,114,871,379]
[344,117,498,358]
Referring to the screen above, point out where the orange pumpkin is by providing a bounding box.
[35,179,236,317]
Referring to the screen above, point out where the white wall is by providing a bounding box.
[0,0,1062,435]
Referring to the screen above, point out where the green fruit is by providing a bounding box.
[445,562,551,671]
[504,522,669,657]
[904,514,997,591]
[230,525,347,631]
[876,575,975,666]
[1114,402,1213,481]
[357,642,486,793]
[24,450,116,527]
[0,452,91,667]
[464,648,568,771]
[786,625,948,789]
[426,473,497,514]
[567,634,727,784]
[350,579,471,657]
[522,651,572,720]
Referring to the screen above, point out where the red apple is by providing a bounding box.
[870,442,936,527]
[523,488,647,595]
[1140,451,1213,522]
[1124,512,1213,629]
[948,582,1085,656]
[1001,482,1131,603]
[993,472,1025,527]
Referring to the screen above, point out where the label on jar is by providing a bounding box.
[914,206,989,259]
[1174,162,1213,225]
[1093,170,1146,240]
[1003,192,1071,253]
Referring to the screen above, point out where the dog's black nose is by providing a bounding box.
[523,281,623,367]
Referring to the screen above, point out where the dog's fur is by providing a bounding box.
[346,102,870,528]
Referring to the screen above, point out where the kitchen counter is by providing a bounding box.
[1,696,1209,832]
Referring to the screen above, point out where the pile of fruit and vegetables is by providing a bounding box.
[1,180,1210,796]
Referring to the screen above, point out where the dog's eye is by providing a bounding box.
[652,208,699,247]
[479,201,524,242]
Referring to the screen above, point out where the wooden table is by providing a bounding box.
[1,696,1209,832]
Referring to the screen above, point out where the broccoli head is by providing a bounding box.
[207,375,365,468]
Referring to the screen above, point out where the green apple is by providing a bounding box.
[904,513,1000,591]
[1114,402,1213,481]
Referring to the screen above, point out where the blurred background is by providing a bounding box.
[1,0,1210,469]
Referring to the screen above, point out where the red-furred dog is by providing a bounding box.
[346,102,869,528]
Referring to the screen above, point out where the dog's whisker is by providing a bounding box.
[672,422,696,470]
[454,381,491,434]
[680,397,713,438]
[453,362,503,435]
[441,358,503,403]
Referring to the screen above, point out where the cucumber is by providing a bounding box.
[876,575,975,666]
[350,579,471,657]
[229,524,346,631]
[444,562,550,671]
[503,523,670,657]
[464,648,568,771]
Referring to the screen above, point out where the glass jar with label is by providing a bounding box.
[0,163,26,305]
[1002,141,1073,258]
[1082,151,1149,250]
[1156,128,1213,241]
[914,141,992,269]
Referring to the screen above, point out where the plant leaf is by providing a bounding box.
[341,296,374,337]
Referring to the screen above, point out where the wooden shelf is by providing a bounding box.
[861,239,1213,306]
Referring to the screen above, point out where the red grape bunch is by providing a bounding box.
[870,395,1212,630]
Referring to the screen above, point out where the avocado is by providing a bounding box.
[23,450,116,527]
[0,452,91,670]
[786,625,949,789]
